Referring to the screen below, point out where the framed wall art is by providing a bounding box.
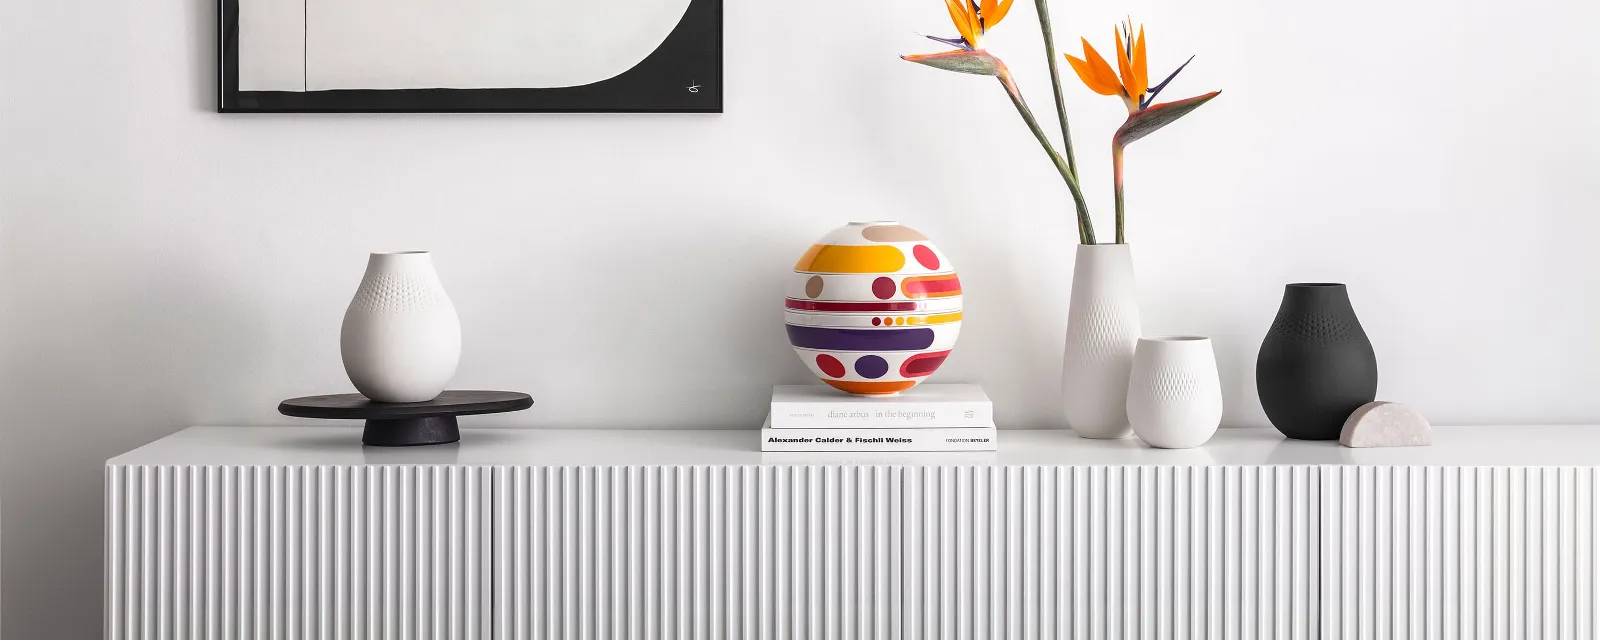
[217,0,721,113]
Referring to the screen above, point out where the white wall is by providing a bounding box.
[2,0,1597,634]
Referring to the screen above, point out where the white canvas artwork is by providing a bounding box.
[236,0,305,91]
[222,0,720,111]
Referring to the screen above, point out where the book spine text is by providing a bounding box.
[761,426,998,452]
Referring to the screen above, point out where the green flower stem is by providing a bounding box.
[1112,144,1125,244]
[997,73,1096,245]
[1033,0,1078,178]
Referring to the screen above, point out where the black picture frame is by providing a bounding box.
[218,0,722,113]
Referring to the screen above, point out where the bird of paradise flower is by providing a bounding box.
[903,3,1219,244]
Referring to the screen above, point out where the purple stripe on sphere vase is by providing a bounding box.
[784,325,937,352]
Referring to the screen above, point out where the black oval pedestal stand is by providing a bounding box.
[279,390,534,446]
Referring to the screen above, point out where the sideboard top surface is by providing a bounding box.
[107,425,1600,467]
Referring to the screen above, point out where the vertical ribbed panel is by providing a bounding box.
[1323,466,1600,639]
[105,465,491,640]
[109,462,1600,637]
[488,465,1320,638]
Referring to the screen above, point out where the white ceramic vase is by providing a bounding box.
[1061,244,1141,438]
[1126,336,1223,449]
[340,251,461,403]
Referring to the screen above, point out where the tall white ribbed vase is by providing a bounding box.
[1061,244,1141,438]
[1127,336,1223,448]
[341,251,461,403]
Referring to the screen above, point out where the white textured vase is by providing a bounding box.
[1127,336,1223,449]
[341,252,462,403]
[1061,244,1141,438]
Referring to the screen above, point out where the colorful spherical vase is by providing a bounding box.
[785,221,962,395]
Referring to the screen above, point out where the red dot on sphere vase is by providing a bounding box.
[871,277,896,300]
[871,317,882,326]
[913,245,940,270]
[815,354,846,378]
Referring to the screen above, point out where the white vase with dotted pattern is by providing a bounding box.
[341,252,461,403]
[1061,244,1141,438]
[1126,336,1223,448]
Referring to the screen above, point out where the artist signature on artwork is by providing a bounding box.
[687,81,701,93]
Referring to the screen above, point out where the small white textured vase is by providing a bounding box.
[341,252,461,403]
[1126,336,1223,449]
[1061,244,1141,438]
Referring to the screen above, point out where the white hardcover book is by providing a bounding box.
[760,418,998,452]
[769,383,993,429]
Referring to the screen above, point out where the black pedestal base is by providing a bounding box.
[362,416,460,447]
[280,390,532,447]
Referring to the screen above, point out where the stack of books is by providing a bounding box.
[761,384,997,452]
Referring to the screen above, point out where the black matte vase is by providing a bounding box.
[1256,283,1378,440]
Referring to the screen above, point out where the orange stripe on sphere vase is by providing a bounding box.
[794,245,907,274]
[901,274,962,298]
[787,221,963,396]
[822,380,919,395]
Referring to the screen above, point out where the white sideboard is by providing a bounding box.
[106,426,1600,639]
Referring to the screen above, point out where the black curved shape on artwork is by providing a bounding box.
[1256,283,1379,440]
[219,0,721,113]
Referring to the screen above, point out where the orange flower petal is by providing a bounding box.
[987,0,1015,29]
[1114,27,1136,100]
[943,0,977,47]
[967,0,983,43]
[1078,38,1126,97]
[1063,55,1095,91]
[1130,26,1148,102]
[979,0,997,30]
[1065,52,1122,96]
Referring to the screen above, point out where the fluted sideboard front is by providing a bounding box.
[106,426,1600,639]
